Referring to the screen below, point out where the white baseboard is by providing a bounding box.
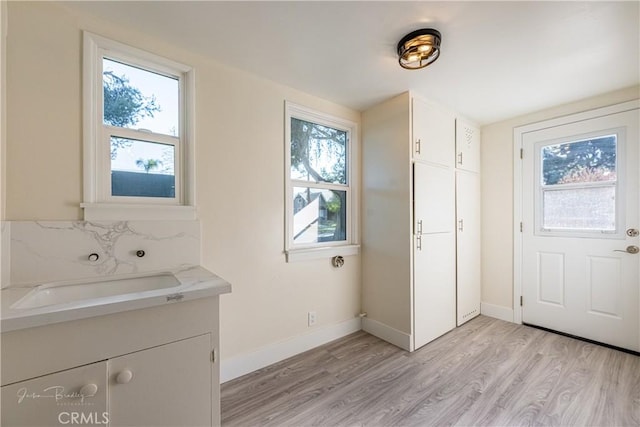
[362,317,411,351]
[220,317,362,383]
[480,302,514,323]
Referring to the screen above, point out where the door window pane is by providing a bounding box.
[541,135,616,185]
[540,134,618,233]
[290,118,347,184]
[111,137,175,198]
[542,186,616,231]
[292,187,346,244]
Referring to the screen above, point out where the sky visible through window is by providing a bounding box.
[105,58,179,174]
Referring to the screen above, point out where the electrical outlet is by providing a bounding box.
[308,311,317,327]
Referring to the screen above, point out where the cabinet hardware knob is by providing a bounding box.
[136,250,146,258]
[88,253,99,262]
[79,383,98,397]
[116,369,133,384]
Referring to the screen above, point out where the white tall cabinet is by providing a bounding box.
[455,119,482,326]
[362,92,481,351]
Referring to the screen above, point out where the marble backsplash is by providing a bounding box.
[1,220,200,288]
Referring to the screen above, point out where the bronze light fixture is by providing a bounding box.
[397,28,442,70]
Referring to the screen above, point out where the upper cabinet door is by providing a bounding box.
[455,119,481,172]
[414,162,455,235]
[412,97,455,166]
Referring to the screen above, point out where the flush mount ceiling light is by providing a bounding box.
[397,28,442,70]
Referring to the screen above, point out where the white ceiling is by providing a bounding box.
[62,1,639,125]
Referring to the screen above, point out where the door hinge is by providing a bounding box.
[520,296,523,307]
[211,349,216,363]
[520,222,523,232]
[520,148,524,159]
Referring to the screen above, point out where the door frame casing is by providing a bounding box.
[513,99,639,324]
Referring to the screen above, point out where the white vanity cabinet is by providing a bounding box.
[1,296,222,426]
[362,91,481,351]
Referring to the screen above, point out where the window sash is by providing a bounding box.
[102,129,182,205]
[285,102,357,251]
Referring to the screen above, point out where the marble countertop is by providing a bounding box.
[1,266,231,333]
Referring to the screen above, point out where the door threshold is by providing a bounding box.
[523,323,640,357]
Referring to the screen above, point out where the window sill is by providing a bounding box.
[285,244,360,263]
[81,203,196,221]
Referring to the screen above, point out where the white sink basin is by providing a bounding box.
[11,273,180,310]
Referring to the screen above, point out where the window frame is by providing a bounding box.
[82,32,196,220]
[284,101,360,262]
[533,128,626,239]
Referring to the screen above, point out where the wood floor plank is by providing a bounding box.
[221,316,640,427]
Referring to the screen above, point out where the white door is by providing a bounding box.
[414,162,455,234]
[412,97,455,166]
[456,170,481,325]
[109,334,212,427]
[455,119,481,173]
[413,161,456,349]
[414,233,456,349]
[521,108,639,351]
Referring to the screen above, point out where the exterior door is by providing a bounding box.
[521,107,639,351]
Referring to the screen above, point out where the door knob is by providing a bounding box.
[614,245,639,254]
[79,383,98,398]
[116,369,133,384]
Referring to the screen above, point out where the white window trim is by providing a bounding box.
[82,31,196,220]
[284,101,360,262]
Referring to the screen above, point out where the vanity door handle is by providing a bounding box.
[116,369,133,384]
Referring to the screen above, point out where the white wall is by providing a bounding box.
[4,2,362,363]
[481,85,640,315]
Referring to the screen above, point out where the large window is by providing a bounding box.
[285,102,359,260]
[537,133,620,234]
[82,32,195,220]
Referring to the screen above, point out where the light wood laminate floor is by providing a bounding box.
[221,316,640,426]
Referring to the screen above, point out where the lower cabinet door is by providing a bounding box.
[414,232,456,349]
[456,170,481,325]
[108,334,212,427]
[1,361,108,427]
